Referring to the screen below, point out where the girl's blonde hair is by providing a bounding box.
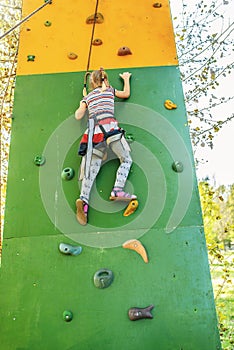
[90,67,108,91]
[83,68,108,96]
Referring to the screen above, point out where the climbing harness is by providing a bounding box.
[0,0,52,41]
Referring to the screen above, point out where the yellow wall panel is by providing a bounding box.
[17,0,178,75]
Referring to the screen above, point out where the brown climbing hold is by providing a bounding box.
[117,46,132,56]
[68,52,78,60]
[128,305,154,321]
[86,13,104,24]
[164,99,177,110]
[92,38,103,46]
[153,3,162,8]
[122,239,148,263]
[124,199,138,217]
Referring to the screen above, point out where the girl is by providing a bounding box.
[75,68,136,225]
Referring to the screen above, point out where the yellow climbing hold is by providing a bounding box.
[123,199,138,217]
[164,99,177,110]
[122,239,148,263]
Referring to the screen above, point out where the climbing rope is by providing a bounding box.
[0,0,52,41]
[83,0,100,96]
[86,0,99,73]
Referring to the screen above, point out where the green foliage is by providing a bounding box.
[171,0,234,149]
[199,181,234,245]
[0,0,22,252]
[199,181,234,349]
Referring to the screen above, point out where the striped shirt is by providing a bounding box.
[78,86,121,156]
[82,86,115,118]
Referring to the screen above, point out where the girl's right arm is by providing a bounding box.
[115,72,131,99]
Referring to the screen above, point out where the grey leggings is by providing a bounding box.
[80,139,132,204]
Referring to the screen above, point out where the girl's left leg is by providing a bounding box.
[109,139,137,200]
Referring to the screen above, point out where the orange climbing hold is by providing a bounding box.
[122,239,148,263]
[117,46,132,56]
[67,52,78,60]
[92,38,103,46]
[123,199,138,217]
[86,13,104,24]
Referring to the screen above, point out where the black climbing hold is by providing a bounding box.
[61,167,75,180]
[93,269,114,289]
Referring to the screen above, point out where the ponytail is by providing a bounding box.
[100,67,107,92]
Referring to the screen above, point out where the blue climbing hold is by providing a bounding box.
[59,243,82,256]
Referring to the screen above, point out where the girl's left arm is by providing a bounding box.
[75,101,87,120]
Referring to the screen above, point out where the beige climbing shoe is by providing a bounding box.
[76,199,88,225]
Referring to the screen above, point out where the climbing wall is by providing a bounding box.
[0,1,221,349]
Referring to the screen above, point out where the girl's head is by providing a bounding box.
[90,68,108,90]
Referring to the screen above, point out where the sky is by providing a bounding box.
[170,0,234,187]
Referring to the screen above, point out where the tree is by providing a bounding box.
[0,0,22,252]
[170,0,234,151]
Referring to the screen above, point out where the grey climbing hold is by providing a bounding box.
[172,161,184,173]
[93,269,114,289]
[59,243,82,256]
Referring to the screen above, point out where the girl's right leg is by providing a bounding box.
[76,154,102,225]
[109,138,137,200]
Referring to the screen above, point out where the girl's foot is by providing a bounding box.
[109,187,137,201]
[76,199,88,225]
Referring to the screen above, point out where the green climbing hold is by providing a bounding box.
[27,55,35,62]
[34,155,46,166]
[44,21,52,27]
[61,167,75,180]
[125,133,135,143]
[63,310,73,322]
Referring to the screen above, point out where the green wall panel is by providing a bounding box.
[0,67,221,349]
[1,228,220,350]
